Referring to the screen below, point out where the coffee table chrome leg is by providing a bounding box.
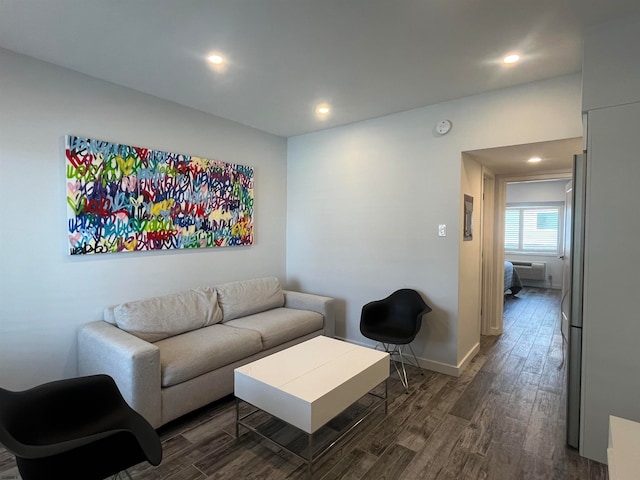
[307,432,313,478]
[235,397,240,439]
[384,378,388,414]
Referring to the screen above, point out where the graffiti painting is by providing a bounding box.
[66,135,254,255]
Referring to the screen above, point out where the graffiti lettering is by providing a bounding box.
[66,135,254,255]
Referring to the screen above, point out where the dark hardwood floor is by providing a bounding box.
[0,288,608,479]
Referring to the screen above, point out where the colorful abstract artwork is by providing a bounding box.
[66,135,254,255]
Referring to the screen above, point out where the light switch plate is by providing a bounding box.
[438,224,447,237]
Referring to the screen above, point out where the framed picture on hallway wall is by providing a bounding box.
[463,194,473,241]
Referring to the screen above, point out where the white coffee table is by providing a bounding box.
[234,336,389,477]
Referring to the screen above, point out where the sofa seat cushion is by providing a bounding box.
[155,324,262,387]
[224,307,323,350]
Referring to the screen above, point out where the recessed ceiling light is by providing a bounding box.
[207,54,225,65]
[528,156,542,163]
[503,53,520,64]
[315,104,331,115]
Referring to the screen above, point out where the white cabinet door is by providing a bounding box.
[580,101,640,463]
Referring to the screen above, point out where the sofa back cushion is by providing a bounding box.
[111,287,223,342]
[217,277,284,322]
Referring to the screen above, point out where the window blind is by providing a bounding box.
[505,205,561,254]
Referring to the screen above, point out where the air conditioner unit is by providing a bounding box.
[511,261,547,281]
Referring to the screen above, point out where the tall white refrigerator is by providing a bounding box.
[564,153,586,451]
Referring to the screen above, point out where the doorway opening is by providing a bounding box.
[466,137,581,337]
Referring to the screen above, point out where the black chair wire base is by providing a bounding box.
[376,342,423,393]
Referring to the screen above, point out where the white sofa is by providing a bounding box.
[78,277,335,428]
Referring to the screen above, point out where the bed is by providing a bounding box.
[504,261,523,295]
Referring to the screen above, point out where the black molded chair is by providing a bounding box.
[0,374,162,480]
[360,289,432,392]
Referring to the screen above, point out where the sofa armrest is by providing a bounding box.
[283,290,335,338]
[77,321,162,428]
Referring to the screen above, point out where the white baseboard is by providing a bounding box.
[417,357,461,377]
[335,336,479,378]
[457,342,480,374]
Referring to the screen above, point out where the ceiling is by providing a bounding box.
[466,137,582,175]
[0,1,639,138]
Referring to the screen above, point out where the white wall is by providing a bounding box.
[580,14,640,464]
[506,179,567,204]
[287,74,583,374]
[505,180,568,289]
[0,48,287,390]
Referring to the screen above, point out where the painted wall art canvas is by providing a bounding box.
[66,135,254,255]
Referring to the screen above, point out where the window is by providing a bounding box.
[505,203,562,254]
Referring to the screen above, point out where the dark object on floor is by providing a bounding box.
[360,289,432,392]
[0,374,162,480]
[504,260,523,295]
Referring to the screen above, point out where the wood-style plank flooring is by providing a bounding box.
[0,288,608,479]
